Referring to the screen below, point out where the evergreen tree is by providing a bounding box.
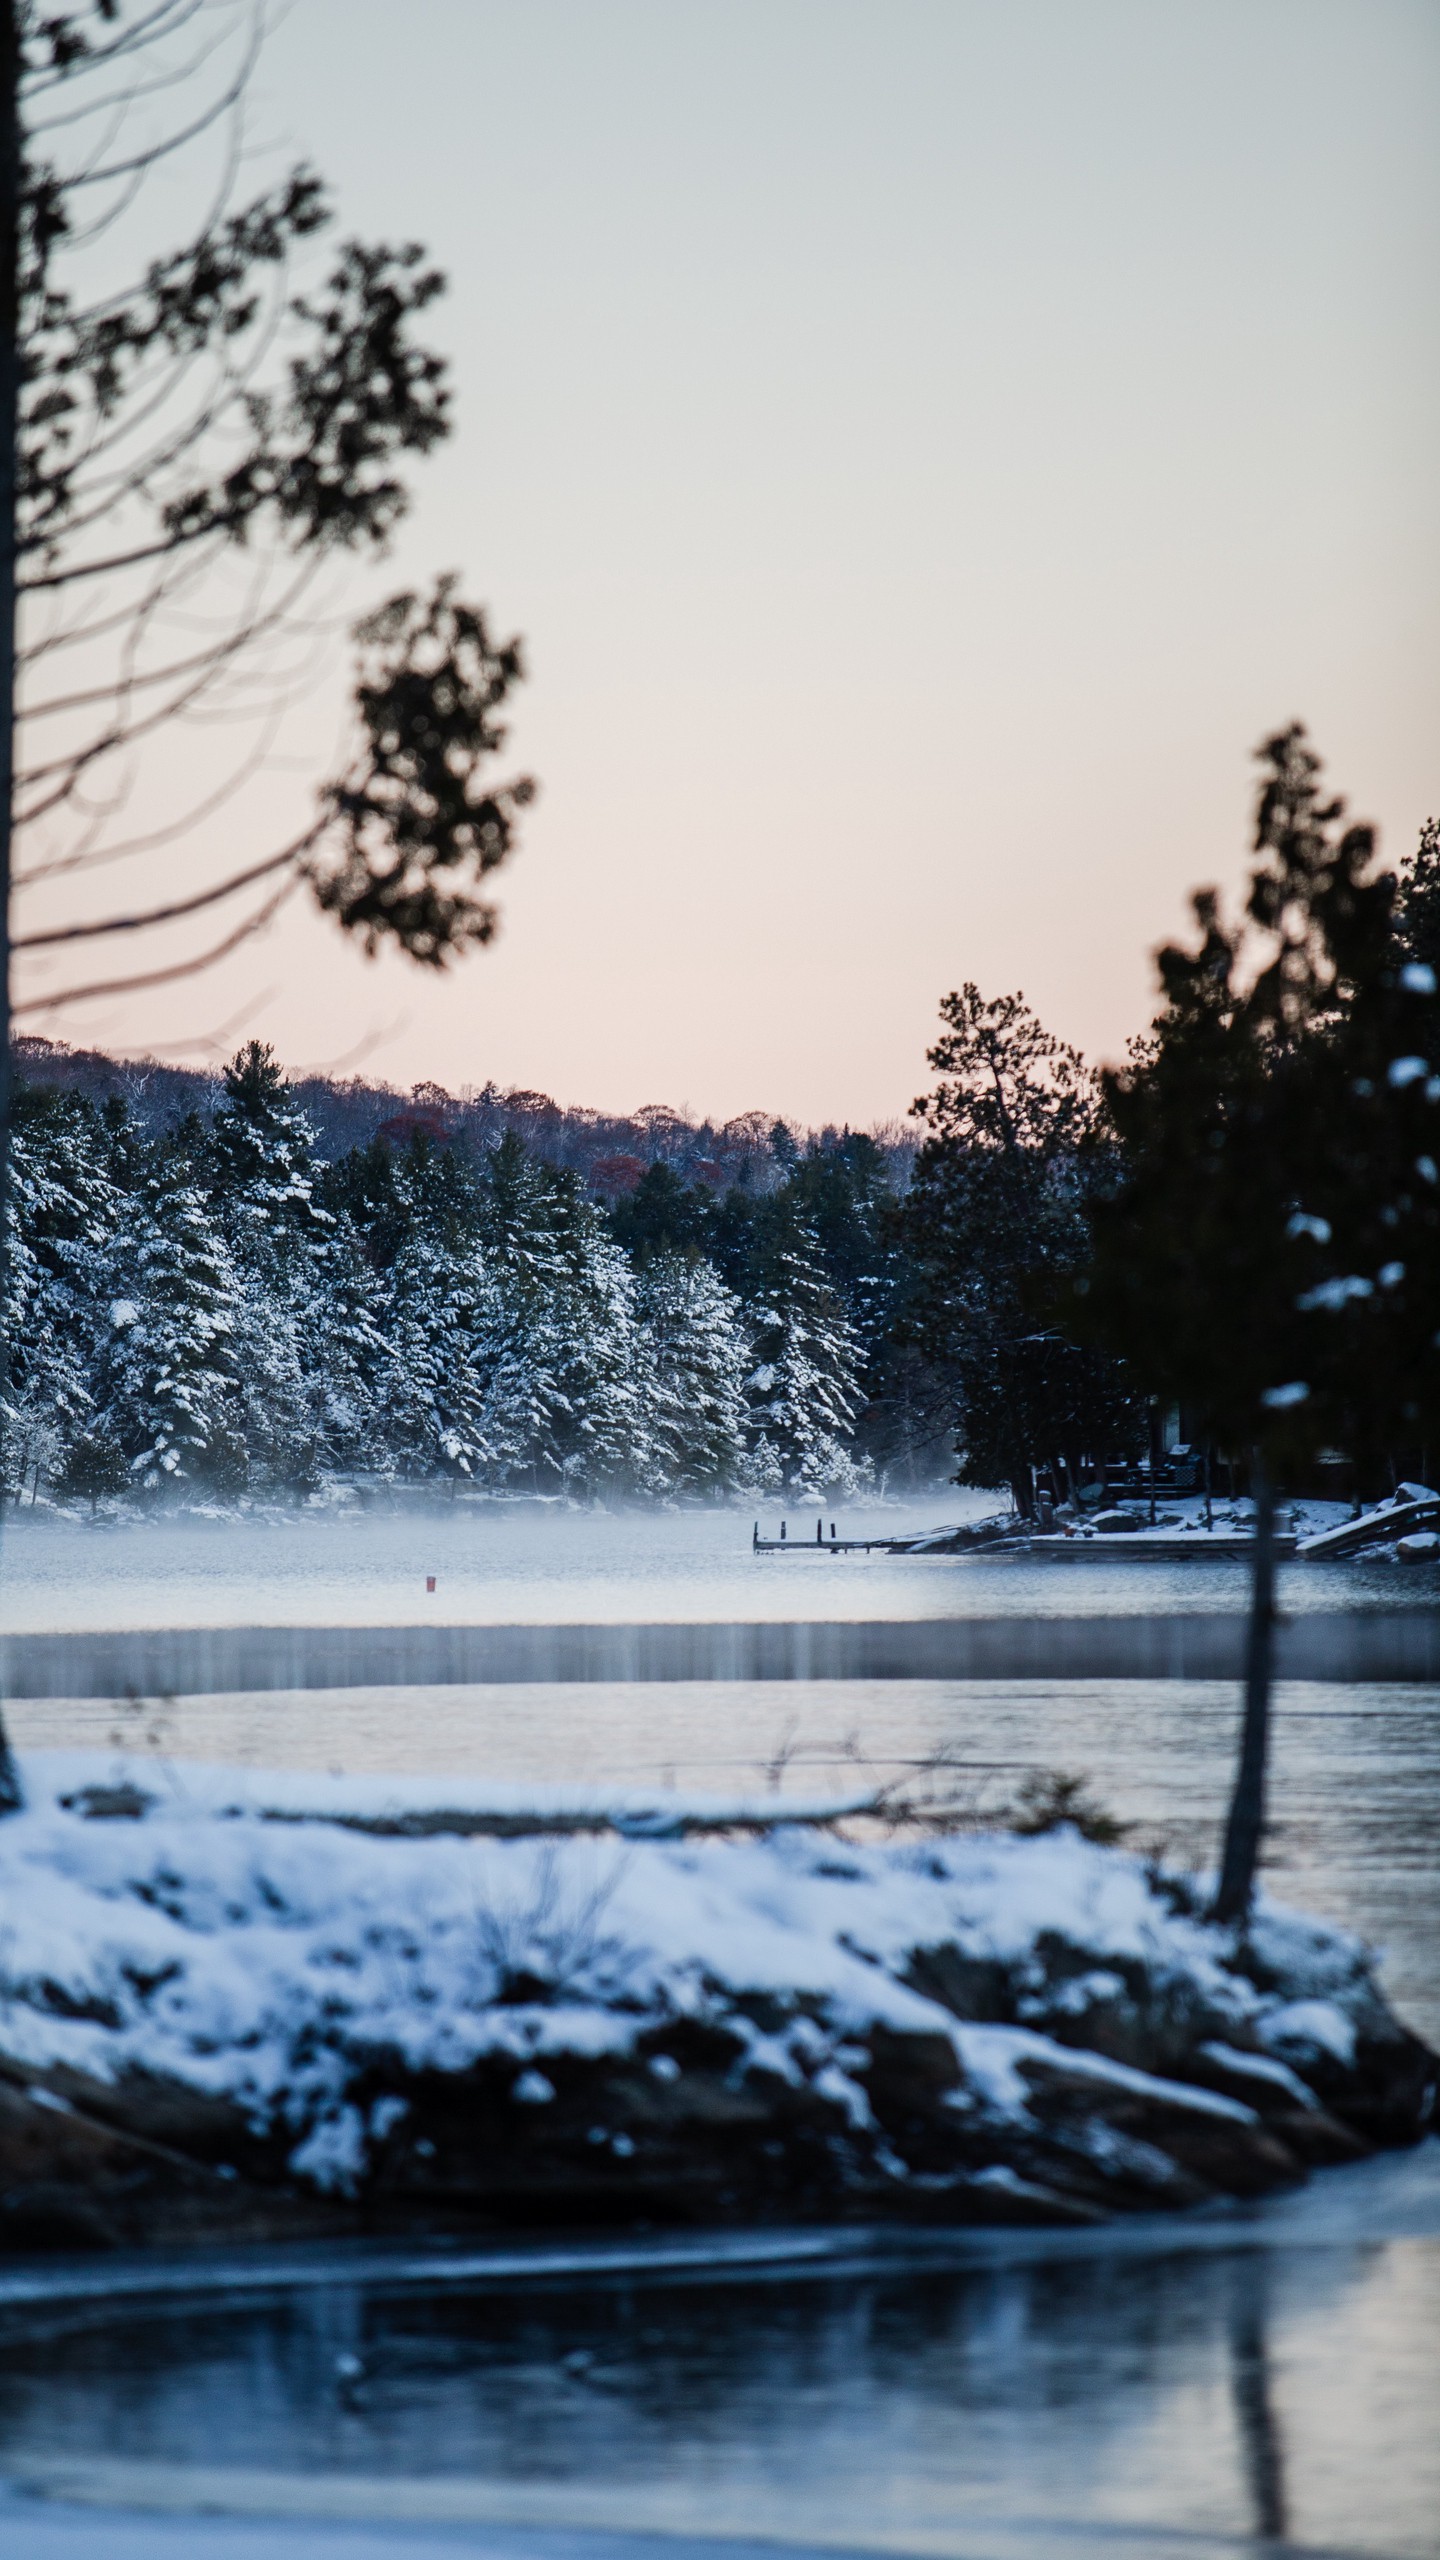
[1083,726,1440,1921]
[608,1161,717,1267]
[382,1137,658,1495]
[1396,816,1440,984]
[206,1044,326,1256]
[905,984,1138,1510]
[92,1158,244,1493]
[309,1212,392,1478]
[317,1131,415,1274]
[501,1159,656,1494]
[744,1221,866,1496]
[385,1229,516,1482]
[638,1252,750,1495]
[203,1044,333,1491]
[2,1086,120,1500]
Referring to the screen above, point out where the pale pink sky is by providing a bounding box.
[18,0,1440,1125]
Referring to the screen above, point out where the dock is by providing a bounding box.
[750,1518,1005,1556]
[753,1519,895,1554]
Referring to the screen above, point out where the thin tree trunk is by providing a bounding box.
[1211,1459,1276,1924]
[0,1,22,1812]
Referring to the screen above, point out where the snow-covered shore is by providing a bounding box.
[0,1755,1432,2252]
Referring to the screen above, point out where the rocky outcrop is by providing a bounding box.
[0,1785,1432,2252]
[0,2069,334,2252]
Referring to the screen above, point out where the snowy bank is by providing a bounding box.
[0,1754,1432,2252]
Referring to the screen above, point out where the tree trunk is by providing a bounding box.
[0,1,22,1812]
[1210,1460,1276,1924]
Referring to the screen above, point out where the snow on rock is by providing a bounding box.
[1258,2001,1358,2069]
[0,1753,1432,2244]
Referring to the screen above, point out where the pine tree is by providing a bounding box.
[207,1045,324,1245]
[309,1211,392,1479]
[549,1215,658,1495]
[608,1161,717,1266]
[638,1251,749,1495]
[904,984,1139,1511]
[2,1086,120,1500]
[481,1144,657,1494]
[204,1044,333,1491]
[744,1222,866,1496]
[384,1229,508,1483]
[92,1156,243,1494]
[1396,816,1440,984]
[1082,726,1440,1922]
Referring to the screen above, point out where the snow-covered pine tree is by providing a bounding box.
[384,1227,526,1483]
[2,1088,121,1500]
[638,1251,749,1495]
[309,1211,392,1479]
[204,1044,334,1490]
[91,1154,244,1494]
[743,1222,867,1496]
[374,1127,523,1484]
[494,1150,665,1495]
[544,1191,659,1494]
[207,1044,323,1237]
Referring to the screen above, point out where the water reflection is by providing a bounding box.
[1229,2280,1288,2545]
[1,2215,1437,2556]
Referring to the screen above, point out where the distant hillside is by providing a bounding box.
[12,1035,915,1194]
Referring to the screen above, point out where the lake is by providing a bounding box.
[1,1501,1436,2559]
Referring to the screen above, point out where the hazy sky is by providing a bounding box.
[23,0,1440,1125]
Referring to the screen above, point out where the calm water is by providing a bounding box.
[0,2158,1437,2558]
[2,1507,1436,2557]
[3,1500,1437,1628]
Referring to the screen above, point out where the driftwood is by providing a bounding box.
[60,1780,894,1842]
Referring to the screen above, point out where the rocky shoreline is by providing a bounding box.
[0,1763,1432,2254]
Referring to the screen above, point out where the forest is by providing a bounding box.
[8,741,1440,1517]
[6,1036,903,1506]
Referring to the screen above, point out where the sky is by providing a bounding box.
[18,0,1440,1127]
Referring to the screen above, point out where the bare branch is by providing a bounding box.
[19,523,226,658]
[28,7,238,135]
[20,518,214,593]
[13,824,316,947]
[48,9,262,191]
[15,556,325,806]
[19,551,320,718]
[15,692,284,883]
[12,869,300,1014]
[23,3,212,98]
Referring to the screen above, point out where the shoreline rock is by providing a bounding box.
[0,1772,1432,2254]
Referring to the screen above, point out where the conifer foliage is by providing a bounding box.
[743,1222,866,1497]
[3,1044,872,1504]
[904,985,1138,1511]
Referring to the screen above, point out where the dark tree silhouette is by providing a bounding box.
[1396,815,1440,984]
[1082,727,1440,1922]
[0,3,538,1810]
[905,984,1138,1512]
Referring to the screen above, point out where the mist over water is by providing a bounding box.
[3,1499,1436,1629]
[3,1503,1438,2556]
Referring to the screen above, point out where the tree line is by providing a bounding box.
[905,731,1440,1529]
[8,732,1437,1523]
[6,1040,890,1506]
